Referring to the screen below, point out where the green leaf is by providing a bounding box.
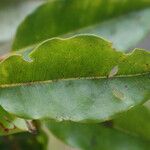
[73,8,150,51]
[12,0,150,51]
[0,35,149,122]
[46,106,150,150]
[113,105,150,141]
[0,106,28,136]
[0,126,48,150]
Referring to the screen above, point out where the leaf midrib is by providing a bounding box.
[0,72,149,88]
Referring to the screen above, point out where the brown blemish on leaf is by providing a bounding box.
[0,122,16,132]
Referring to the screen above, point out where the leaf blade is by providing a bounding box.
[0,35,149,122]
[12,0,150,51]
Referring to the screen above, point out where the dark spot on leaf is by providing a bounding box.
[101,120,113,128]
[66,82,72,87]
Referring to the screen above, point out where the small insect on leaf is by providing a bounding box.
[112,87,124,101]
[108,66,119,78]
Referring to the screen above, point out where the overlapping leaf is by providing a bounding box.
[46,106,150,150]
[114,106,150,141]
[12,0,150,51]
[0,35,149,122]
[72,8,150,51]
